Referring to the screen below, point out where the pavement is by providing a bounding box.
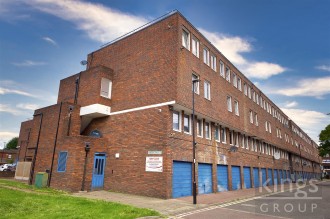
[72,181,324,217]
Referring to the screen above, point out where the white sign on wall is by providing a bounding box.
[146,156,163,172]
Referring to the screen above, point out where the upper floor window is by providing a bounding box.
[244,83,248,96]
[225,67,231,82]
[234,100,239,116]
[252,90,256,102]
[249,110,253,124]
[173,111,181,131]
[192,74,199,94]
[233,73,237,88]
[101,78,112,99]
[227,96,232,112]
[256,94,259,105]
[215,126,220,142]
[57,151,68,172]
[221,127,227,143]
[203,48,210,65]
[219,61,225,77]
[183,114,191,134]
[237,77,242,91]
[255,113,258,126]
[191,36,199,57]
[248,86,251,99]
[229,130,234,145]
[205,122,211,139]
[210,55,217,71]
[197,119,203,137]
[204,81,211,100]
[182,28,190,50]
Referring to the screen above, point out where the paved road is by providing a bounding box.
[175,180,330,219]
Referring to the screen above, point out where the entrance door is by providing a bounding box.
[92,153,106,189]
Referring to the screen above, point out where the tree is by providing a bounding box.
[5,137,18,150]
[319,124,330,157]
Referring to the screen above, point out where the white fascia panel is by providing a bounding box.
[80,104,111,118]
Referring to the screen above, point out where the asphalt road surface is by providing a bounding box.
[178,180,330,219]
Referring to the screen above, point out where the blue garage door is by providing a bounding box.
[253,168,260,187]
[231,166,241,190]
[217,165,228,192]
[243,167,251,189]
[278,170,282,184]
[273,169,278,185]
[268,169,273,186]
[198,163,213,194]
[172,161,192,198]
[261,168,267,186]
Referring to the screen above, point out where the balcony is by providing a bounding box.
[80,104,111,133]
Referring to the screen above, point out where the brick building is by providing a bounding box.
[17,11,321,199]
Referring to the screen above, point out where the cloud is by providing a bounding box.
[275,76,330,97]
[16,103,39,111]
[200,29,286,79]
[12,60,46,66]
[281,108,330,143]
[42,36,57,45]
[0,132,19,149]
[0,87,36,97]
[22,0,148,43]
[0,104,24,116]
[316,65,330,72]
[284,101,298,108]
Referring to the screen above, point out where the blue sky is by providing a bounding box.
[0,0,330,148]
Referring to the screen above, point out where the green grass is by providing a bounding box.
[0,180,160,219]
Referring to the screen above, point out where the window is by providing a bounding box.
[205,122,211,139]
[182,28,190,50]
[219,61,225,77]
[233,73,237,88]
[225,67,231,82]
[204,81,211,100]
[173,111,181,131]
[241,135,245,148]
[269,122,272,133]
[248,86,251,99]
[203,48,210,65]
[100,78,112,99]
[221,127,227,143]
[256,94,259,105]
[215,126,220,142]
[191,36,199,57]
[192,74,199,94]
[183,114,191,134]
[244,83,248,96]
[197,119,203,137]
[210,55,217,71]
[249,110,253,123]
[252,90,256,102]
[255,113,258,126]
[265,121,268,132]
[260,96,263,107]
[237,77,242,91]
[57,151,68,172]
[234,100,239,116]
[227,96,232,112]
[245,136,249,149]
[229,130,234,145]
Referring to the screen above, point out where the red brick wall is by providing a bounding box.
[17,120,33,161]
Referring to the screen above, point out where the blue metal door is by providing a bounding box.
[261,168,267,186]
[231,166,241,190]
[273,169,278,185]
[172,161,192,198]
[253,168,260,187]
[198,163,213,194]
[217,165,228,192]
[279,170,283,184]
[92,153,106,189]
[268,169,273,186]
[243,167,251,189]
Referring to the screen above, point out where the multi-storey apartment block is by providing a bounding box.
[17,11,321,199]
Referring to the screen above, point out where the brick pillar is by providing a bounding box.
[228,165,232,191]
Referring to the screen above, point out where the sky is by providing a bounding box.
[0,0,330,149]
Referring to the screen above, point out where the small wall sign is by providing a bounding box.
[148,151,162,155]
[145,156,163,172]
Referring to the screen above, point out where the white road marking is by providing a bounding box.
[222,208,293,219]
[241,203,257,207]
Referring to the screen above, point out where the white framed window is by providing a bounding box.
[219,61,225,77]
[237,77,242,91]
[244,83,248,96]
[227,96,232,112]
[235,132,239,147]
[233,73,237,88]
[241,134,245,148]
[192,73,199,94]
[249,110,253,124]
[215,126,220,142]
[210,55,217,71]
[191,36,199,57]
[183,114,191,134]
[256,94,259,105]
[234,100,239,116]
[100,78,112,99]
[204,81,211,100]
[245,136,249,149]
[269,122,272,133]
[252,90,256,102]
[260,96,263,107]
[265,121,268,132]
[182,28,190,50]
[173,111,181,132]
[255,113,258,126]
[229,130,234,145]
[221,127,227,143]
[197,119,203,137]
[205,122,211,139]
[248,86,251,99]
[203,48,210,65]
[225,67,231,82]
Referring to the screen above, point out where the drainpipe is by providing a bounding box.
[48,102,63,187]
[81,142,91,191]
[28,113,43,185]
